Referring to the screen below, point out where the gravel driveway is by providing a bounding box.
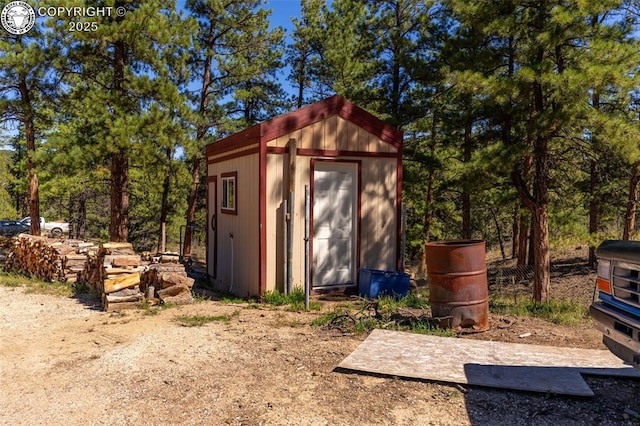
[1,284,639,425]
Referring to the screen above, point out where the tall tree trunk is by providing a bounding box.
[512,203,520,259]
[420,114,438,277]
[183,19,214,257]
[491,207,506,259]
[531,202,550,302]
[527,218,535,266]
[296,66,305,109]
[109,37,129,242]
[183,158,201,256]
[506,36,517,260]
[511,76,551,302]
[28,174,39,235]
[623,161,640,240]
[516,153,533,265]
[529,74,551,302]
[517,211,529,265]
[18,74,40,236]
[243,81,253,123]
[420,169,435,277]
[77,190,86,240]
[588,91,601,266]
[513,162,549,302]
[588,159,600,265]
[461,119,472,239]
[158,147,173,253]
[390,1,401,124]
[109,150,129,242]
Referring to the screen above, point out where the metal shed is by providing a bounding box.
[206,95,403,297]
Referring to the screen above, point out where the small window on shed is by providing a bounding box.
[221,172,237,214]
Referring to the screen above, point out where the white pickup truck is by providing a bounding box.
[19,216,70,238]
[590,240,640,369]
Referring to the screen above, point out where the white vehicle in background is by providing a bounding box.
[18,216,70,238]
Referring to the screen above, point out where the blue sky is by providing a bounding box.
[263,0,303,97]
[176,1,302,34]
[265,0,303,31]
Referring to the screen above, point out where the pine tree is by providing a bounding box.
[318,0,375,100]
[0,149,17,219]
[54,0,193,242]
[182,0,286,256]
[364,0,433,127]
[446,0,640,302]
[286,0,327,107]
[0,19,60,235]
[225,8,287,126]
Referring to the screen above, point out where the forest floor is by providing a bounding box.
[1,251,640,425]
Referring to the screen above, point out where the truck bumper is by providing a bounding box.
[590,302,640,369]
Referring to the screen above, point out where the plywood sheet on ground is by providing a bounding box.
[338,329,640,396]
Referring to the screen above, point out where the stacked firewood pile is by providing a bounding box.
[0,236,13,263]
[78,246,194,312]
[3,234,96,282]
[76,242,146,311]
[140,254,195,306]
[4,236,195,312]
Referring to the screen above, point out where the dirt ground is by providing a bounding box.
[1,280,640,426]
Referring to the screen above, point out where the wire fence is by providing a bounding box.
[487,247,596,306]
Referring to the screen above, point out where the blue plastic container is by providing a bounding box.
[358,268,410,299]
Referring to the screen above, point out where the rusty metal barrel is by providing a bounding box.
[425,240,489,332]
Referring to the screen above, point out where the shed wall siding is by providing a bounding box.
[276,153,310,291]
[266,153,284,292]
[208,153,260,297]
[293,155,311,288]
[360,157,398,270]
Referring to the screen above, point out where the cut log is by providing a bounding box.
[101,242,134,250]
[146,285,155,301]
[107,255,141,267]
[105,267,144,276]
[159,273,195,289]
[103,300,142,312]
[160,254,180,263]
[157,284,190,298]
[103,273,141,294]
[109,286,141,297]
[147,265,187,273]
[105,293,144,303]
[158,284,193,305]
[63,254,88,271]
[65,254,88,261]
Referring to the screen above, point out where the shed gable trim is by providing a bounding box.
[207,96,403,158]
[206,125,260,157]
[208,146,260,164]
[260,95,402,148]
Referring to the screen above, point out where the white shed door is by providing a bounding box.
[313,162,357,288]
